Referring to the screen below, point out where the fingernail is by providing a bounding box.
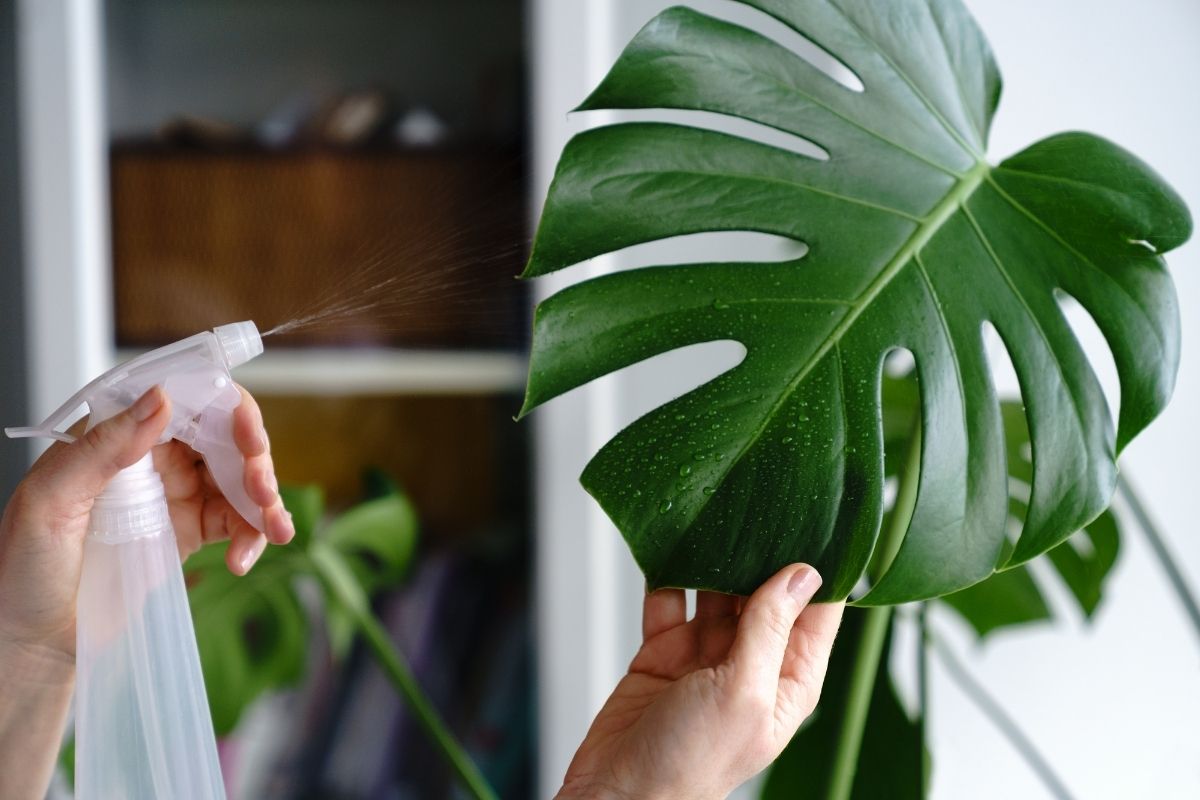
[239,539,266,574]
[268,472,279,494]
[259,432,270,453]
[132,387,163,422]
[788,566,822,602]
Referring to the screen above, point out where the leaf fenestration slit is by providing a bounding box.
[693,0,865,92]
[1053,288,1122,438]
[568,231,809,276]
[869,346,919,590]
[985,320,1033,539]
[593,108,830,161]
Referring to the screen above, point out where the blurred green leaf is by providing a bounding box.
[324,492,419,596]
[186,543,307,735]
[1047,509,1119,618]
[59,735,75,790]
[280,484,325,549]
[362,466,403,501]
[185,478,418,735]
[940,564,1050,637]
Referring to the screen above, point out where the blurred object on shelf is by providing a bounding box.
[157,114,251,149]
[311,88,392,147]
[105,0,525,147]
[256,91,321,149]
[394,106,449,148]
[110,145,527,350]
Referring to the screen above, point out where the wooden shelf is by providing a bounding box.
[110,147,528,351]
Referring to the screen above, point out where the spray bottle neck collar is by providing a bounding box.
[89,454,170,544]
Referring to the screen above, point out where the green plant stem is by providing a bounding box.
[311,548,498,800]
[917,603,929,719]
[929,631,1076,800]
[827,605,891,800]
[827,422,922,800]
[917,602,930,795]
[1116,474,1200,645]
[352,606,498,800]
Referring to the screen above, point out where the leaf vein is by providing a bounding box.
[983,175,1168,358]
[643,49,964,178]
[825,0,983,161]
[593,168,923,222]
[959,203,1096,480]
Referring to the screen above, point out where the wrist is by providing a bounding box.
[557,775,702,800]
[555,780,636,800]
[0,631,75,800]
[556,768,644,800]
[0,631,75,689]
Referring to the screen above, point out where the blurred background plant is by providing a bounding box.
[185,473,503,799]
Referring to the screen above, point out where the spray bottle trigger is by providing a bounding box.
[191,383,266,533]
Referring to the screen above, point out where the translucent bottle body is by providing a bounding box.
[75,455,225,799]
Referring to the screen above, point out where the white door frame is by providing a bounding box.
[17,0,112,440]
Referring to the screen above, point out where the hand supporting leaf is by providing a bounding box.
[520,0,1190,602]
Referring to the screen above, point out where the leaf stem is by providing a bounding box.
[928,630,1076,800]
[827,605,891,800]
[310,547,498,800]
[917,602,930,795]
[826,421,922,800]
[917,603,929,719]
[1116,473,1200,646]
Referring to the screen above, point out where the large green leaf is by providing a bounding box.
[520,0,1189,602]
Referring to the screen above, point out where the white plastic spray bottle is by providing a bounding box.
[5,321,267,799]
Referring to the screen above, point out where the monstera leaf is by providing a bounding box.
[520,0,1190,602]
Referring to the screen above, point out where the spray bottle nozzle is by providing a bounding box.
[214,321,264,368]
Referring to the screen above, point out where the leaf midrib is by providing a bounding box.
[669,160,989,549]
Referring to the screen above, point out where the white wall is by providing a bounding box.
[532,1,1200,798]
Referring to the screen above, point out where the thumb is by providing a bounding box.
[727,563,823,692]
[35,387,172,505]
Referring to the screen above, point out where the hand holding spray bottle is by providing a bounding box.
[5,321,267,799]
